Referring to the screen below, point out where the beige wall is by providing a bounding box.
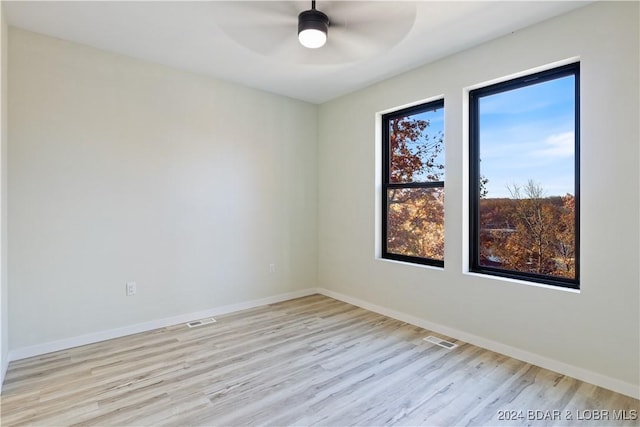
[8,28,317,350]
[318,2,639,392]
[4,0,639,398]
[1,2,8,386]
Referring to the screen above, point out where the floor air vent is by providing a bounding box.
[424,335,458,350]
[186,318,216,328]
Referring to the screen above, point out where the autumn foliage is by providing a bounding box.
[479,181,576,280]
[386,113,576,280]
[386,114,444,261]
[389,116,444,183]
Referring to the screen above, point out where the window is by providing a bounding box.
[382,100,445,267]
[469,63,579,288]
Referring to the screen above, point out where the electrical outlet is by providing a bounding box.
[269,263,276,273]
[126,281,137,296]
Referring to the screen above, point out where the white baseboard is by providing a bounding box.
[315,287,640,400]
[8,288,317,362]
[6,286,638,400]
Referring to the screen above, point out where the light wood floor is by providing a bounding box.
[1,295,638,426]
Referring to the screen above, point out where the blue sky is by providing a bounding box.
[478,75,576,198]
[411,107,445,181]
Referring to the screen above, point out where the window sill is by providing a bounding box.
[464,271,580,294]
[376,257,445,272]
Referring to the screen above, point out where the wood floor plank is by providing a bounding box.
[1,295,638,426]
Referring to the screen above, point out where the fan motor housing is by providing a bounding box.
[298,9,329,36]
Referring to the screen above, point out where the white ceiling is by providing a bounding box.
[4,1,591,104]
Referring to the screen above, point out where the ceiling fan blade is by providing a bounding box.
[214,1,298,27]
[326,1,416,39]
[213,1,417,65]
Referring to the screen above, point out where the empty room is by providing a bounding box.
[0,1,638,426]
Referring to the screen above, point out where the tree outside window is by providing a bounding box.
[470,63,580,288]
[382,100,445,267]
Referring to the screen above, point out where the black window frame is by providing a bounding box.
[469,62,580,289]
[382,99,445,268]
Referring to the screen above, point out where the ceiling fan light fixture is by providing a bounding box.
[298,6,329,49]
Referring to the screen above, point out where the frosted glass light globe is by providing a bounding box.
[299,28,327,49]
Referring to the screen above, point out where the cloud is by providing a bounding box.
[534,132,574,158]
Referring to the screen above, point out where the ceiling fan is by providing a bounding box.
[297,1,330,49]
[213,1,417,65]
